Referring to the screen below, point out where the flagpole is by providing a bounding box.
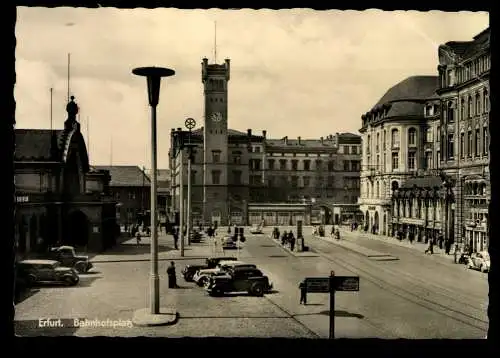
[67,53,71,102]
[87,116,90,161]
[50,87,53,130]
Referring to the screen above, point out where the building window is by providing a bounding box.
[383,130,386,150]
[425,104,433,117]
[268,159,275,170]
[475,93,481,115]
[367,135,371,154]
[232,170,242,185]
[483,126,489,155]
[344,146,350,154]
[391,129,400,148]
[128,192,136,200]
[425,127,433,143]
[303,160,310,171]
[408,151,416,170]
[376,133,380,152]
[343,160,350,171]
[483,89,489,113]
[327,176,334,188]
[351,160,359,171]
[303,176,310,187]
[279,159,287,170]
[351,146,357,154]
[436,151,440,168]
[254,146,261,153]
[468,130,473,157]
[316,160,323,171]
[408,128,417,146]
[447,102,454,122]
[211,170,221,184]
[425,151,433,170]
[376,155,380,170]
[190,171,196,185]
[291,160,298,171]
[291,176,298,188]
[460,132,465,158]
[232,151,241,164]
[328,161,335,172]
[461,98,466,119]
[212,150,221,163]
[447,134,454,159]
[468,96,473,118]
[475,128,480,157]
[392,152,399,171]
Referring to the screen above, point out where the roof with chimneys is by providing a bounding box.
[93,165,151,187]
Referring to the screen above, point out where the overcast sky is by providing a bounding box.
[15,8,488,169]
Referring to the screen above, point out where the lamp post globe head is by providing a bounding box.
[132,66,175,107]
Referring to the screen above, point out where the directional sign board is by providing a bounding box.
[334,276,360,292]
[305,277,330,293]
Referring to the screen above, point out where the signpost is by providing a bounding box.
[304,271,360,339]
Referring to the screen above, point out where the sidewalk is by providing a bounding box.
[335,227,458,264]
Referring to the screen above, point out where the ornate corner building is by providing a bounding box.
[359,27,490,252]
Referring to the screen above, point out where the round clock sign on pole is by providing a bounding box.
[185,117,196,130]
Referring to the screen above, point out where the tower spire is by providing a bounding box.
[214,21,217,64]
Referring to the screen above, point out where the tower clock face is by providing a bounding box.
[210,112,224,123]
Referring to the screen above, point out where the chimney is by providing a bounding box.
[283,136,288,145]
[262,130,267,138]
[320,136,324,144]
[298,136,301,145]
[247,129,252,136]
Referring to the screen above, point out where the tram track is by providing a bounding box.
[308,239,488,333]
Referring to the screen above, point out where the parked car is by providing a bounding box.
[190,231,203,243]
[206,256,238,269]
[194,261,257,287]
[467,251,490,272]
[34,245,93,273]
[17,259,80,286]
[182,263,209,282]
[250,225,263,234]
[206,266,273,297]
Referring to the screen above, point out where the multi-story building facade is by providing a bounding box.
[359,76,439,236]
[436,27,490,252]
[170,57,362,226]
[94,165,151,228]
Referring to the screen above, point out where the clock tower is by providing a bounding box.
[201,57,230,225]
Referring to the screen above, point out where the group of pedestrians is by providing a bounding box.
[272,229,297,251]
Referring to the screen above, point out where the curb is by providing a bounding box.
[132,308,179,327]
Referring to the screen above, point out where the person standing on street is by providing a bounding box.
[135,230,142,246]
[290,232,296,251]
[167,261,180,288]
[299,280,307,305]
[173,227,179,250]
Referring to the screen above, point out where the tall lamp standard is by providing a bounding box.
[184,118,197,246]
[131,66,176,325]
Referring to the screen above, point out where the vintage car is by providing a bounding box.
[205,256,237,269]
[193,260,257,287]
[222,236,238,249]
[182,263,209,282]
[249,225,263,234]
[467,251,490,272]
[17,259,80,286]
[36,246,93,273]
[206,267,273,297]
[189,230,203,243]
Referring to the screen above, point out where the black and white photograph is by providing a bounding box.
[12,7,491,339]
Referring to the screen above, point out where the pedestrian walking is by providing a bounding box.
[445,240,451,255]
[281,231,287,246]
[299,280,307,305]
[166,261,180,288]
[290,233,296,251]
[135,231,142,246]
[425,239,434,255]
[334,229,340,240]
[173,228,179,250]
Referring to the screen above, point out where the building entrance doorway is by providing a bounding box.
[67,210,89,247]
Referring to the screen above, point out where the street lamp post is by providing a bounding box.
[184,118,197,247]
[132,66,175,321]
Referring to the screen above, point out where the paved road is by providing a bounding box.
[14,228,488,338]
[252,227,488,338]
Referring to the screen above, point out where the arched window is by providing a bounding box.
[367,182,370,198]
[461,98,465,119]
[483,89,489,113]
[468,96,473,118]
[475,93,481,115]
[367,135,371,154]
[408,128,417,146]
[447,102,454,122]
[376,181,380,198]
[391,129,400,148]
